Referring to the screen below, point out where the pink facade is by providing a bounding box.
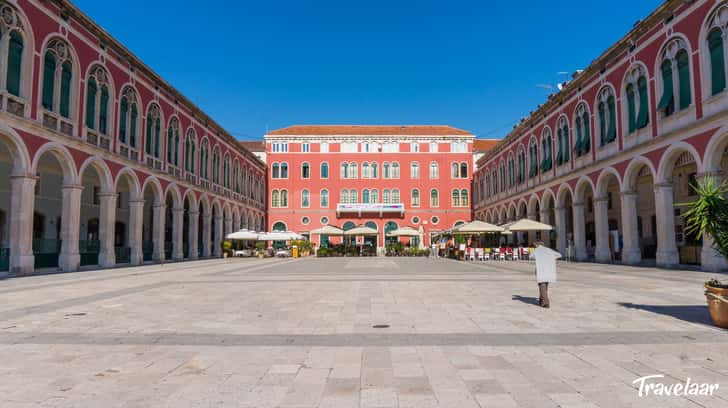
[265,126,474,250]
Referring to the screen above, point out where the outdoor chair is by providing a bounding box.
[467,247,476,261]
[483,248,491,261]
[476,248,485,261]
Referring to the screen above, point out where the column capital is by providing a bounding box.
[620,190,637,197]
[188,210,199,216]
[128,199,145,205]
[9,173,38,181]
[173,207,185,214]
[554,206,566,211]
[153,204,166,210]
[214,215,223,221]
[654,182,673,190]
[572,202,585,208]
[697,170,724,180]
[97,192,118,199]
[62,184,84,191]
[594,196,609,204]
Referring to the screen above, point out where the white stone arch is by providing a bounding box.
[527,194,540,216]
[0,124,31,174]
[198,193,211,216]
[703,125,728,172]
[114,167,141,201]
[165,114,182,164]
[507,202,517,221]
[83,62,116,126]
[592,83,618,142]
[31,142,77,184]
[699,2,728,99]
[211,198,222,216]
[78,156,114,194]
[623,155,657,192]
[498,206,507,224]
[0,2,36,104]
[36,34,82,126]
[116,83,142,150]
[555,183,574,208]
[620,61,651,123]
[541,189,556,210]
[140,176,164,206]
[595,166,623,198]
[573,176,596,204]
[144,101,165,156]
[182,189,197,211]
[656,142,704,183]
[164,183,183,210]
[517,198,528,218]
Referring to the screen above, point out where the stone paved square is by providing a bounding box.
[1,257,727,407]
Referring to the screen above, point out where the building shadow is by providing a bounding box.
[512,295,540,306]
[618,302,714,327]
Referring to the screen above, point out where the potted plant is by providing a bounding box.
[255,242,265,258]
[222,241,233,258]
[679,176,728,328]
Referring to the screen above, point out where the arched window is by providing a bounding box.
[362,162,370,179]
[301,189,310,208]
[500,163,506,192]
[371,162,378,178]
[383,189,391,204]
[167,118,180,167]
[492,169,498,192]
[320,189,329,207]
[349,189,357,203]
[320,162,329,178]
[657,38,692,117]
[452,189,461,207]
[118,87,139,150]
[461,189,468,207]
[517,149,526,184]
[340,189,348,204]
[185,129,196,174]
[341,162,348,179]
[3,8,26,99]
[280,162,288,178]
[392,189,400,203]
[232,160,239,192]
[301,162,310,179]
[272,162,280,179]
[556,117,570,166]
[508,157,515,188]
[370,189,378,203]
[199,140,209,179]
[348,162,358,179]
[280,190,288,207]
[430,189,439,207]
[429,162,439,179]
[451,162,459,178]
[145,104,162,158]
[392,162,400,178]
[597,87,616,146]
[411,162,419,179]
[272,190,280,208]
[42,38,74,120]
[85,65,110,135]
[411,189,420,207]
[272,221,287,232]
[624,65,650,134]
[362,189,370,203]
[708,25,726,95]
[573,104,590,157]
[383,162,391,178]
[460,162,468,178]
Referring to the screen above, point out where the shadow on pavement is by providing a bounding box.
[619,302,714,326]
[512,295,540,306]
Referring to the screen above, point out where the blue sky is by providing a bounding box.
[75,0,663,140]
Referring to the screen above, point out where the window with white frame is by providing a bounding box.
[320,142,329,153]
[271,142,288,153]
[410,162,420,179]
[302,143,310,153]
[382,142,399,153]
[341,142,358,153]
[429,142,438,152]
[411,142,420,152]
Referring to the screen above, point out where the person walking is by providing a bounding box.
[534,240,562,308]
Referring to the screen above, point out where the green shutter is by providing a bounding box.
[85,77,97,129]
[709,29,726,96]
[677,50,691,110]
[582,112,590,153]
[657,59,674,112]
[636,77,649,128]
[626,84,636,133]
[7,32,23,97]
[145,115,152,154]
[59,61,72,118]
[607,97,616,143]
[185,138,190,171]
[574,119,583,156]
[42,52,56,110]
[154,118,161,158]
[130,105,138,148]
[191,144,196,173]
[598,102,606,146]
[99,86,109,134]
[167,128,174,163]
[555,130,563,165]
[562,125,569,162]
[175,135,179,165]
[119,97,128,143]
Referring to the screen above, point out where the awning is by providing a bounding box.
[343,226,378,236]
[310,225,344,236]
[257,231,303,241]
[226,229,260,240]
[503,219,553,232]
[453,220,504,234]
[386,226,420,237]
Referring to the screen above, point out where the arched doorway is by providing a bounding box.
[595,170,623,263]
[141,180,163,262]
[364,221,378,251]
[384,221,398,247]
[623,158,656,264]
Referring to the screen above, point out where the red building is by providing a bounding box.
[265,125,474,252]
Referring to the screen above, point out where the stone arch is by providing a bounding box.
[182,189,197,210]
[623,156,657,191]
[527,194,540,215]
[0,125,31,174]
[702,126,728,173]
[0,1,36,103]
[574,176,596,204]
[555,183,574,208]
[595,167,622,197]
[164,183,182,210]
[78,156,114,193]
[656,142,703,183]
[37,34,82,123]
[31,142,77,184]
[114,167,141,201]
[140,176,164,206]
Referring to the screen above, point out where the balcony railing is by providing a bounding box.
[336,203,405,217]
[1,91,26,118]
[41,110,74,137]
[146,156,163,171]
[86,129,111,152]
